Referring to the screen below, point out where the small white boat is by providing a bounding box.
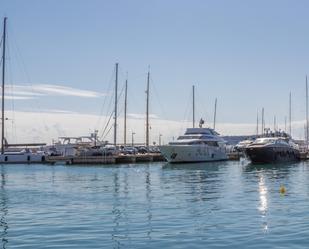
[159,127,228,163]
[0,148,46,163]
[234,139,254,152]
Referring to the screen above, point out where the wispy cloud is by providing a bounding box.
[128,113,159,119]
[0,95,34,100]
[5,84,106,99]
[2,110,307,144]
[20,108,78,114]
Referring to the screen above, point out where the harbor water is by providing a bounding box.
[1,160,309,248]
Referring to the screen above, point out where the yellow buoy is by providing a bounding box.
[280,185,286,195]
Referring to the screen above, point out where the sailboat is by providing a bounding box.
[159,86,228,163]
[0,17,46,163]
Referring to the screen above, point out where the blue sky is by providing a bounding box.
[1,0,309,142]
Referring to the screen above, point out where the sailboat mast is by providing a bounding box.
[256,111,259,136]
[306,75,309,149]
[289,91,292,136]
[114,63,118,147]
[146,70,150,149]
[261,107,264,135]
[192,85,195,128]
[213,98,217,130]
[1,17,6,154]
[124,77,127,146]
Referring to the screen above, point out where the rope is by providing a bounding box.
[99,110,114,139]
[9,24,48,141]
[101,124,113,141]
[94,66,115,130]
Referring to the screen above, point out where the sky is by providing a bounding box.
[1,0,309,143]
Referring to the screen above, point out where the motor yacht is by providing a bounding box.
[159,127,228,163]
[245,131,300,164]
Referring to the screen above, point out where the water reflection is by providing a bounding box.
[258,174,268,214]
[110,166,154,248]
[0,166,8,248]
[112,170,121,249]
[243,162,301,234]
[145,167,153,241]
[162,162,226,203]
[258,174,268,233]
[245,162,297,174]
[162,161,229,171]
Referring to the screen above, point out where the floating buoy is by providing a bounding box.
[280,185,286,195]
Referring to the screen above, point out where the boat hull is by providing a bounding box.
[245,146,300,164]
[0,153,46,164]
[159,144,228,163]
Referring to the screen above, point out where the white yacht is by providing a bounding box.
[159,127,228,163]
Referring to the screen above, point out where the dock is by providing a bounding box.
[300,151,309,160]
[46,151,309,165]
[46,153,166,165]
[227,152,243,160]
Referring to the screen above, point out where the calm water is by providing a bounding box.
[0,160,309,248]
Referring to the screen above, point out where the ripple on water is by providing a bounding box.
[0,162,308,248]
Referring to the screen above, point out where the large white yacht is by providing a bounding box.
[159,127,228,163]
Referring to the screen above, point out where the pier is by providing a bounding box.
[46,153,166,165]
[46,151,309,165]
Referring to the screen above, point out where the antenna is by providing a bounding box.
[261,107,264,135]
[289,92,292,136]
[256,111,259,136]
[192,85,195,128]
[213,98,217,130]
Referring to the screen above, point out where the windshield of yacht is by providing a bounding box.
[253,138,278,144]
[177,135,202,140]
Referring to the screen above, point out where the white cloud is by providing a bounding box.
[0,95,34,100]
[127,113,159,119]
[4,84,106,99]
[1,110,307,145]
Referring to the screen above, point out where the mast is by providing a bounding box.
[124,76,128,146]
[146,69,150,149]
[113,63,118,147]
[256,111,259,136]
[289,91,292,136]
[192,85,195,128]
[285,116,287,132]
[306,75,309,149]
[1,18,6,154]
[273,115,276,131]
[213,98,217,130]
[261,107,264,135]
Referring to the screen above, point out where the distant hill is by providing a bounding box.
[222,135,256,145]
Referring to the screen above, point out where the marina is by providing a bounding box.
[1,1,309,248]
[1,17,309,165]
